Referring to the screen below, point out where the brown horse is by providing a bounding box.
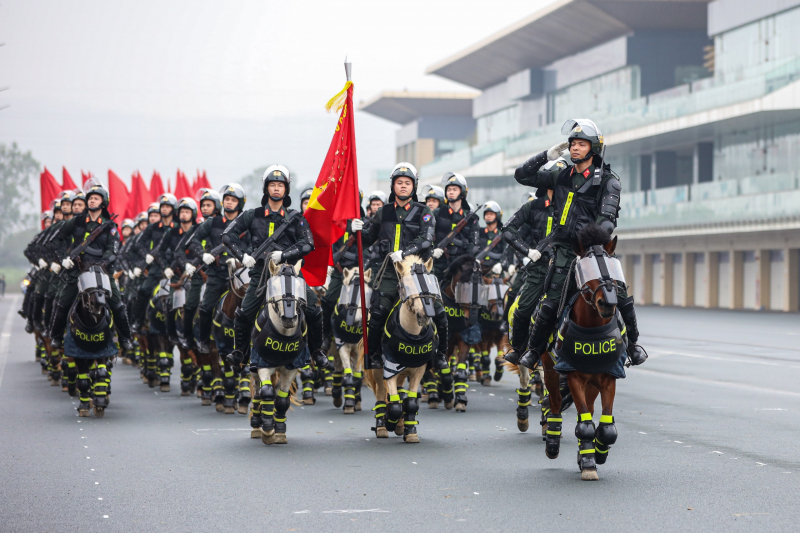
[540,225,627,481]
[211,266,250,414]
[475,268,509,386]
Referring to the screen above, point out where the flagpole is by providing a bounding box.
[345,57,371,369]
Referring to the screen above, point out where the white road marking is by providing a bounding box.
[650,348,800,368]
[322,509,390,514]
[636,368,800,397]
[0,295,20,389]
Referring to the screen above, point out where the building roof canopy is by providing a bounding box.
[426,0,711,90]
[358,91,478,125]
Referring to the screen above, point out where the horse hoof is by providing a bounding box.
[428,401,438,410]
[333,397,343,408]
[160,385,170,393]
[94,407,105,418]
[50,380,59,387]
[404,433,420,443]
[355,401,361,411]
[148,380,157,389]
[215,403,224,413]
[79,409,90,417]
[41,368,48,375]
[444,400,454,410]
[196,389,202,398]
[141,376,149,384]
[343,407,354,414]
[421,394,429,403]
[201,399,212,406]
[181,390,189,397]
[455,402,466,412]
[238,404,249,415]
[303,398,315,405]
[468,373,476,382]
[224,407,235,415]
[375,427,389,438]
[534,383,544,399]
[546,449,559,460]
[581,468,599,481]
[325,387,332,396]
[395,419,405,436]
[250,428,261,439]
[273,433,287,444]
[541,425,547,437]
[517,418,529,432]
[61,386,69,392]
[261,428,275,445]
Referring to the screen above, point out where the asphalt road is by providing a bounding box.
[1,294,798,532]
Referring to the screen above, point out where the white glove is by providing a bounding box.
[61,258,74,270]
[527,249,542,262]
[522,257,531,266]
[491,263,502,275]
[163,267,174,279]
[270,251,282,264]
[547,141,569,161]
[145,254,154,265]
[507,264,516,276]
[133,267,142,277]
[50,262,62,274]
[351,218,364,232]
[389,251,403,263]
[183,263,196,276]
[127,270,134,278]
[202,253,215,265]
[226,258,237,269]
[327,265,334,277]
[432,248,444,259]
[242,254,255,269]
[38,258,48,269]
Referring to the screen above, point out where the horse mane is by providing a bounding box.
[444,254,476,284]
[576,224,610,253]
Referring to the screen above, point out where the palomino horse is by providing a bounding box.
[440,255,486,412]
[542,225,628,481]
[64,266,119,418]
[211,266,251,414]
[330,267,370,414]
[365,254,439,442]
[251,260,307,445]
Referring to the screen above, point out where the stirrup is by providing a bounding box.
[518,349,540,370]
[502,348,522,365]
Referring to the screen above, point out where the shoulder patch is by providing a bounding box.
[423,214,432,222]
[110,228,117,235]
[556,161,566,169]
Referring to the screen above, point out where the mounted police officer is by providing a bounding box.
[423,185,445,212]
[221,165,329,372]
[431,173,479,280]
[512,119,646,370]
[48,179,134,353]
[130,194,178,331]
[477,201,508,273]
[187,183,247,354]
[351,162,449,371]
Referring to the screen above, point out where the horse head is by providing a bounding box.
[76,267,111,326]
[340,267,372,327]
[394,254,437,328]
[572,225,621,321]
[267,258,306,331]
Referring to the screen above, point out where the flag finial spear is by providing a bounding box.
[344,56,352,82]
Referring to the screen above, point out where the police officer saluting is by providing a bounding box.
[512,119,647,370]
[351,162,449,371]
[221,165,329,371]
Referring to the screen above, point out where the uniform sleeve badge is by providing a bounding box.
[423,214,432,222]
[556,161,566,169]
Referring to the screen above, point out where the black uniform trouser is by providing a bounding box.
[182,276,203,345]
[133,271,162,325]
[321,269,344,339]
[509,260,549,351]
[197,273,228,343]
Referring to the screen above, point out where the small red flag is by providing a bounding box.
[302,81,360,286]
[62,167,78,190]
[81,171,92,186]
[174,169,193,200]
[150,171,165,202]
[40,167,61,227]
[195,170,212,193]
[107,170,129,228]
[128,171,150,218]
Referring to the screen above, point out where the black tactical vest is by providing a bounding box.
[377,203,424,255]
[250,207,300,252]
[553,166,609,243]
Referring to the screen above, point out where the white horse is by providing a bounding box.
[332,267,370,414]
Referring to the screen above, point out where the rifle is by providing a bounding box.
[174,243,229,286]
[476,233,504,264]
[66,215,119,261]
[436,204,484,257]
[246,211,301,263]
[332,234,356,269]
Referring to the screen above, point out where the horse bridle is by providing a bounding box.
[399,263,440,318]
[575,245,620,310]
[268,264,306,320]
[340,275,367,327]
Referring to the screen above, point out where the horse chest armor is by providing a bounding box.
[381,308,435,368]
[332,304,362,344]
[254,309,306,367]
[554,309,627,374]
[442,290,468,333]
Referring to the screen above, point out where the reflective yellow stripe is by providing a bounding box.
[546,216,553,236]
[344,232,349,241]
[579,412,592,422]
[393,224,401,252]
[277,389,288,398]
[600,415,614,424]
[268,222,275,237]
[579,448,596,454]
[389,394,400,402]
[560,192,574,226]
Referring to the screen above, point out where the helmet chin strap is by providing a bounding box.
[571,152,593,164]
[269,194,284,203]
[88,205,102,212]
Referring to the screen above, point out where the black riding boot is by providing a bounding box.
[31,293,46,332]
[42,295,54,335]
[365,305,388,370]
[49,304,70,350]
[226,308,251,367]
[182,306,197,350]
[130,292,148,333]
[166,307,179,345]
[195,307,213,354]
[109,299,134,354]
[503,310,531,365]
[431,308,449,370]
[305,306,331,371]
[619,296,647,366]
[320,298,335,351]
[519,299,559,370]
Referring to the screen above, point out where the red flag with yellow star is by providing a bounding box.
[302,81,360,286]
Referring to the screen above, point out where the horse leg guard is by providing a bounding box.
[300,365,315,405]
[423,371,439,408]
[575,413,597,475]
[342,371,356,412]
[353,371,363,411]
[66,361,78,397]
[222,370,237,413]
[493,355,505,382]
[531,371,544,398]
[558,374,574,412]
[237,374,251,414]
[92,365,110,409]
[249,379,263,438]
[440,367,454,408]
[385,395,403,433]
[331,371,343,408]
[323,363,333,395]
[453,363,469,411]
[158,352,173,392]
[545,413,563,459]
[200,366,214,405]
[259,382,276,442]
[273,390,290,444]
[372,401,388,437]
[76,374,92,416]
[212,376,224,411]
[516,388,532,432]
[480,352,492,385]
[180,357,194,395]
[194,307,213,354]
[402,392,420,442]
[594,416,617,465]
[468,347,477,381]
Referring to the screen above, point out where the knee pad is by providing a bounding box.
[158,357,171,369]
[95,367,110,380]
[274,393,290,414]
[575,416,596,440]
[386,402,403,423]
[201,370,214,386]
[595,419,618,446]
[440,372,454,387]
[403,395,419,415]
[300,367,314,381]
[77,378,91,394]
[181,363,194,375]
[223,376,236,390]
[259,383,275,401]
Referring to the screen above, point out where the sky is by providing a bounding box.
[0,0,552,205]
